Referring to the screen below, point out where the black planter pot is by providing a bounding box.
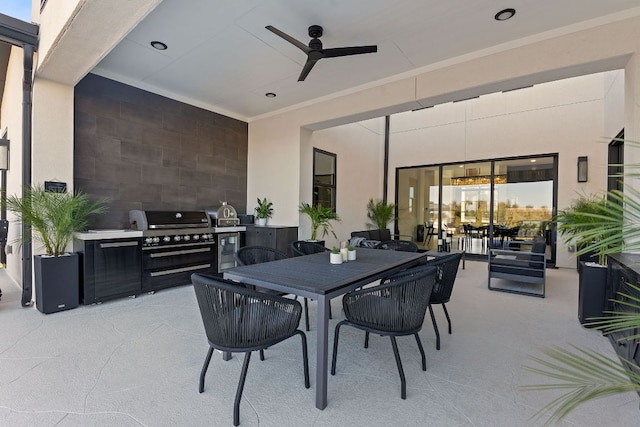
[578,261,608,326]
[34,253,79,314]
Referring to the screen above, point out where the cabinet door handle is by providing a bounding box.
[149,248,211,258]
[99,241,140,248]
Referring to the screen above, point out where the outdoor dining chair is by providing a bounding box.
[374,239,419,252]
[191,273,310,426]
[290,240,331,330]
[423,252,462,350]
[331,267,436,399]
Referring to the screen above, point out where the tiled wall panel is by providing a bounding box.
[74,74,248,229]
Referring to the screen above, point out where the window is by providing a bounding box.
[313,148,336,211]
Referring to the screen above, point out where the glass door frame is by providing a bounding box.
[395,153,558,265]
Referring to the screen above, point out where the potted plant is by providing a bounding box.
[366,198,395,230]
[254,197,273,226]
[348,244,356,261]
[555,193,623,324]
[6,185,107,314]
[523,141,640,423]
[329,246,342,264]
[298,202,341,241]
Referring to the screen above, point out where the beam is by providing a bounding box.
[0,13,38,48]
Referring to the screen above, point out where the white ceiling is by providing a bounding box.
[92,0,640,121]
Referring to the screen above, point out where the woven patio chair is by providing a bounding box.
[330,267,436,399]
[289,240,331,330]
[191,273,309,426]
[423,252,462,350]
[374,239,419,252]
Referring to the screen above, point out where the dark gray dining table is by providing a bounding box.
[223,247,427,410]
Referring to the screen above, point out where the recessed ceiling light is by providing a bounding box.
[265,92,277,98]
[494,8,516,21]
[150,41,168,50]
[530,159,537,163]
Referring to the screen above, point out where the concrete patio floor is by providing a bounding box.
[0,260,637,426]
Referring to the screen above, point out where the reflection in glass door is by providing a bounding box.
[491,157,554,258]
[396,155,556,262]
[397,166,439,245]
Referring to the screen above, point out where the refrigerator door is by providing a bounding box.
[218,232,239,273]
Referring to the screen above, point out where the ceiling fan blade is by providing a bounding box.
[298,58,319,81]
[322,45,377,58]
[265,25,311,53]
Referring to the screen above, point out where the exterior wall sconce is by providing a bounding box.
[0,137,9,171]
[577,156,588,182]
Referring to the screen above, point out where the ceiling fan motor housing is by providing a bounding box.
[308,25,323,38]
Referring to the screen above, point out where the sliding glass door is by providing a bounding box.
[396,154,556,263]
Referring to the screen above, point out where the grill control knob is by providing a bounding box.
[145,237,153,244]
[163,236,171,242]
[152,237,160,243]
[174,235,181,242]
[183,235,191,241]
[193,234,200,240]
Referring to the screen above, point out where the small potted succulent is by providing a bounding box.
[254,197,273,226]
[330,246,342,264]
[348,244,357,261]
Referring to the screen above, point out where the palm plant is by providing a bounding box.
[6,185,107,256]
[366,198,395,230]
[522,139,640,424]
[298,202,340,240]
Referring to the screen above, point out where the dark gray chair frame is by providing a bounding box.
[423,252,462,350]
[289,240,332,330]
[192,273,310,426]
[374,239,419,252]
[331,268,436,399]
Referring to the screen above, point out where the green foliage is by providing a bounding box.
[348,244,355,251]
[254,197,274,219]
[522,283,640,425]
[366,198,395,230]
[298,202,340,240]
[524,139,640,424]
[555,192,627,265]
[6,185,107,256]
[331,246,340,254]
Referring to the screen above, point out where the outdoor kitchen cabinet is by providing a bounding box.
[74,234,143,304]
[606,253,640,393]
[244,225,298,257]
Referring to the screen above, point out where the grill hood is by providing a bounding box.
[129,210,211,231]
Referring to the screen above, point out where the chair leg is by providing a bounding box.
[331,321,346,375]
[259,349,265,361]
[442,303,452,334]
[304,298,310,331]
[234,352,252,427]
[390,336,406,399]
[296,330,310,388]
[414,333,426,371]
[199,346,215,393]
[364,331,370,348]
[428,304,441,350]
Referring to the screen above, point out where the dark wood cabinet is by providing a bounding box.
[606,254,640,389]
[244,225,298,256]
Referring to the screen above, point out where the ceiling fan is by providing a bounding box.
[265,25,377,82]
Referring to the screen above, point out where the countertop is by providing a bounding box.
[75,226,247,240]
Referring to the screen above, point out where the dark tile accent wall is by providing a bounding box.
[74,74,248,229]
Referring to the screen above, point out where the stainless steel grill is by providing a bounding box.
[128,210,217,291]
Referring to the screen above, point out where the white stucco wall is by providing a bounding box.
[1,47,26,282]
[388,73,614,268]
[304,118,386,248]
[248,15,640,270]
